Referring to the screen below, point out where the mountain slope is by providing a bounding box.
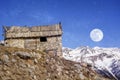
[0,46,110,80]
[63,46,120,80]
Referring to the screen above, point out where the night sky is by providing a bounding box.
[0,0,120,48]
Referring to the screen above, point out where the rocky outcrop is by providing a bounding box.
[0,46,110,80]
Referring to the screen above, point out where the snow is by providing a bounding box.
[62,46,120,79]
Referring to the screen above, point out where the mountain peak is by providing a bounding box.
[63,46,120,79]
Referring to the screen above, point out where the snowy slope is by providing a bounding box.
[63,46,120,80]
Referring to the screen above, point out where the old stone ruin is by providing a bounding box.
[3,23,62,57]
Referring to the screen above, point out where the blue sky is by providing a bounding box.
[0,0,120,48]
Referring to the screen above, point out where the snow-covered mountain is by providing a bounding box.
[63,46,120,80]
[0,40,4,45]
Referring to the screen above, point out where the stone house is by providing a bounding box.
[3,23,62,57]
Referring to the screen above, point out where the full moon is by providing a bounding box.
[90,28,103,42]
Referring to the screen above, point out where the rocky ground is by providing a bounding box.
[0,46,112,80]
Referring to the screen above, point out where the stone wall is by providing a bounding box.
[4,23,62,57]
[4,24,62,39]
[5,39,24,48]
[5,36,62,57]
[5,31,62,38]
[36,36,62,57]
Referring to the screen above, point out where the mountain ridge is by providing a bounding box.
[63,46,120,80]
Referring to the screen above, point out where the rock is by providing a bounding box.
[0,54,9,63]
[32,52,41,59]
[15,52,32,60]
[11,59,17,63]
[33,75,37,80]
[19,63,27,68]
[34,59,38,64]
